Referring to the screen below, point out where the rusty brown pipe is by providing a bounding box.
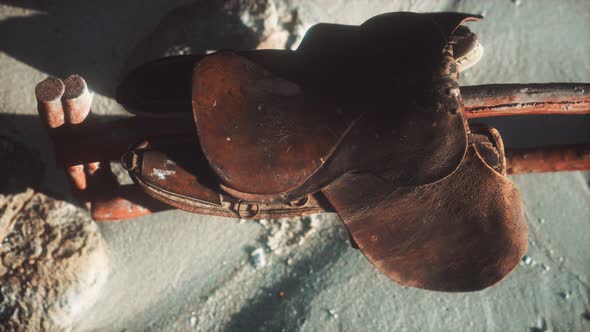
[54,83,590,175]
[506,144,590,175]
[35,76,66,129]
[91,185,171,221]
[64,83,590,221]
[462,83,590,118]
[462,83,590,173]
[53,115,197,166]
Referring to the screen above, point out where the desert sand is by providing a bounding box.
[1,0,589,331]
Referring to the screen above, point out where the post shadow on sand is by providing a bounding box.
[0,0,274,97]
[0,114,129,205]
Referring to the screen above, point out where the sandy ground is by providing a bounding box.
[1,0,589,331]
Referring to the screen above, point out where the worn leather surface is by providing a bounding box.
[321,144,527,292]
[192,13,481,201]
[296,12,481,102]
[117,13,482,117]
[192,53,358,198]
[119,12,528,291]
[125,135,332,219]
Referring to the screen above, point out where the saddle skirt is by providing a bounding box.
[119,12,527,292]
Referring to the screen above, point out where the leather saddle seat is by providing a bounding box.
[118,12,528,291]
[191,12,481,202]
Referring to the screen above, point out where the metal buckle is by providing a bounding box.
[237,201,260,219]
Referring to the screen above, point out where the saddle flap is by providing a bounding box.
[322,144,527,292]
[192,52,359,199]
[122,135,333,218]
[122,135,223,206]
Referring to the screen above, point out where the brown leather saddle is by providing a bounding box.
[116,12,527,292]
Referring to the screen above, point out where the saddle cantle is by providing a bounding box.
[117,12,528,291]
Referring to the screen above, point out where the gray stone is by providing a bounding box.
[0,136,108,331]
[0,192,109,331]
[125,0,304,69]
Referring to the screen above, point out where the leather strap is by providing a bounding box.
[122,135,333,219]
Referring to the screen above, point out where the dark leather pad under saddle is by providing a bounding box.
[117,12,527,291]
